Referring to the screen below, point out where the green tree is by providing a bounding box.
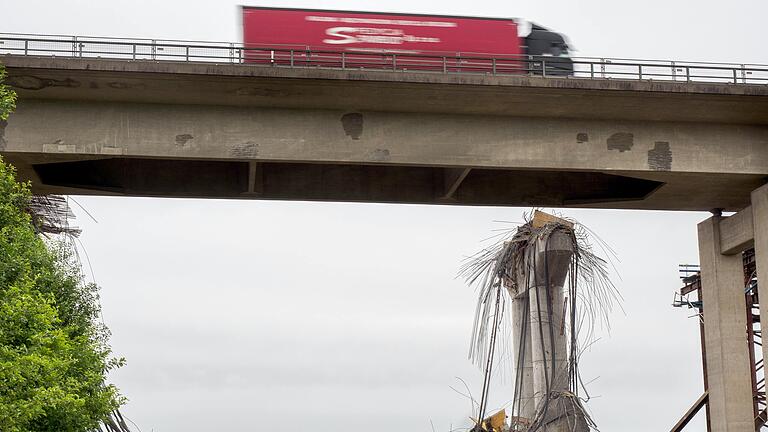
[0,64,16,120]
[0,64,126,432]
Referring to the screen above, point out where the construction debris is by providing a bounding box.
[27,195,82,237]
[461,210,620,432]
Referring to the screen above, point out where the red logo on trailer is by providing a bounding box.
[241,7,524,71]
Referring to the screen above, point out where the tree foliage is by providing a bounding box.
[0,64,16,120]
[0,65,125,432]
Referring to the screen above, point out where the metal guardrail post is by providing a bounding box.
[290,50,294,67]
[492,58,496,75]
[733,68,738,84]
[686,66,690,82]
[185,46,189,62]
[542,59,547,77]
[341,52,345,69]
[742,64,747,84]
[442,56,447,74]
[529,55,534,76]
[151,40,156,60]
[72,36,76,56]
[132,43,136,60]
[671,61,676,80]
[638,64,643,80]
[24,40,28,56]
[590,62,594,79]
[601,59,606,78]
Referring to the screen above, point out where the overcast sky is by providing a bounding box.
[5,0,767,431]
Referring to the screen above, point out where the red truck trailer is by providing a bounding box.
[241,6,573,75]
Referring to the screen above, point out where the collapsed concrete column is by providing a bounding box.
[528,232,571,407]
[511,288,535,425]
[697,216,754,432]
[526,230,588,432]
[465,211,614,432]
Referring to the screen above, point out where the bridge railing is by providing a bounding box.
[1,33,767,85]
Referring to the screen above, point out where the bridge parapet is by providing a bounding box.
[2,33,768,86]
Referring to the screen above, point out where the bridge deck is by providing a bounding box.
[2,49,768,211]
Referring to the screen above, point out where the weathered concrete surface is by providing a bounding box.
[2,55,768,209]
[698,216,755,432]
[3,56,768,123]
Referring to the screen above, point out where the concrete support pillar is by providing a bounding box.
[698,216,754,432]
[527,231,587,431]
[511,290,535,424]
[752,184,768,406]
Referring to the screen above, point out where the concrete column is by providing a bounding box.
[511,290,535,424]
[698,216,754,432]
[527,230,587,431]
[752,184,768,410]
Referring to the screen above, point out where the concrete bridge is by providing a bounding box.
[3,35,768,432]
[1,37,767,211]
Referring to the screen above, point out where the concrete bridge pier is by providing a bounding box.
[697,183,768,431]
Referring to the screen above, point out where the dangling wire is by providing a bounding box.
[476,284,504,429]
[460,214,620,432]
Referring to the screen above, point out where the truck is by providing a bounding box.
[241,6,573,76]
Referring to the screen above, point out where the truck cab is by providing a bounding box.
[523,23,573,76]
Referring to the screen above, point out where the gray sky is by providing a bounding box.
[6,0,767,430]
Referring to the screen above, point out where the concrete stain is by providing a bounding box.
[175,134,194,146]
[607,132,634,152]
[235,87,292,97]
[370,148,391,162]
[6,75,80,90]
[229,142,259,158]
[576,133,589,143]
[341,112,364,140]
[648,142,672,171]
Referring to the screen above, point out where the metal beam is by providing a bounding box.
[244,161,263,195]
[670,392,708,432]
[440,168,471,200]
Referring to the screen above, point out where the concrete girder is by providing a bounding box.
[3,99,768,210]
